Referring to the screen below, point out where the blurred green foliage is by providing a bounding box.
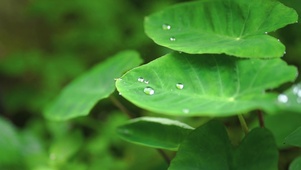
[0,0,300,169]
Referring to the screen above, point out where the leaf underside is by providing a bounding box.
[116,52,297,117]
[117,117,194,150]
[145,0,298,58]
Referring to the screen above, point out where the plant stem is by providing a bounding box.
[110,95,133,118]
[238,114,249,134]
[110,94,171,165]
[257,110,265,128]
[157,149,171,164]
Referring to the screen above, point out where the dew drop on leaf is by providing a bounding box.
[278,94,288,103]
[162,24,171,30]
[176,83,184,90]
[144,87,155,95]
[138,77,144,82]
[170,37,176,41]
[144,80,149,84]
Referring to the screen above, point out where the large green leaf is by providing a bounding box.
[145,0,298,58]
[285,126,301,147]
[45,50,143,121]
[168,120,278,170]
[117,117,194,151]
[275,82,301,114]
[116,52,297,117]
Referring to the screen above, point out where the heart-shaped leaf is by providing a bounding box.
[168,120,278,170]
[145,0,298,58]
[116,52,297,117]
[285,126,301,147]
[117,117,194,151]
[274,82,301,114]
[45,50,143,121]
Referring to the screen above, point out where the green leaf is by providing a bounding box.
[0,117,21,166]
[263,113,301,148]
[285,126,301,147]
[289,156,301,170]
[145,0,298,58]
[275,82,301,114]
[44,50,143,121]
[117,117,194,151]
[168,120,278,170]
[116,52,297,117]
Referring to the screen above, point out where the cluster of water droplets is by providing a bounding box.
[277,84,301,104]
[137,77,188,113]
[162,23,176,42]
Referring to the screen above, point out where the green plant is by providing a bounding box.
[4,0,301,169]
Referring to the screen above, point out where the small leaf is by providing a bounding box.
[116,52,297,117]
[274,82,301,114]
[285,126,301,147]
[117,117,194,150]
[168,120,278,170]
[289,156,301,170]
[44,50,143,120]
[145,0,298,58]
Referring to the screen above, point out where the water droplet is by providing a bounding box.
[278,94,288,103]
[144,80,149,84]
[162,24,171,30]
[170,37,176,41]
[138,77,144,82]
[293,85,301,95]
[297,90,301,98]
[144,87,155,95]
[265,32,268,34]
[119,92,122,95]
[277,39,280,42]
[284,51,286,54]
[176,83,184,90]
[182,109,189,114]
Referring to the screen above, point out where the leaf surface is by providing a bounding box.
[116,52,297,116]
[145,0,298,58]
[168,120,278,170]
[45,50,143,120]
[117,117,194,150]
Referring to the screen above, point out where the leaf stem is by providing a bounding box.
[238,114,249,134]
[257,110,265,128]
[110,95,133,118]
[110,94,171,165]
[157,149,171,164]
